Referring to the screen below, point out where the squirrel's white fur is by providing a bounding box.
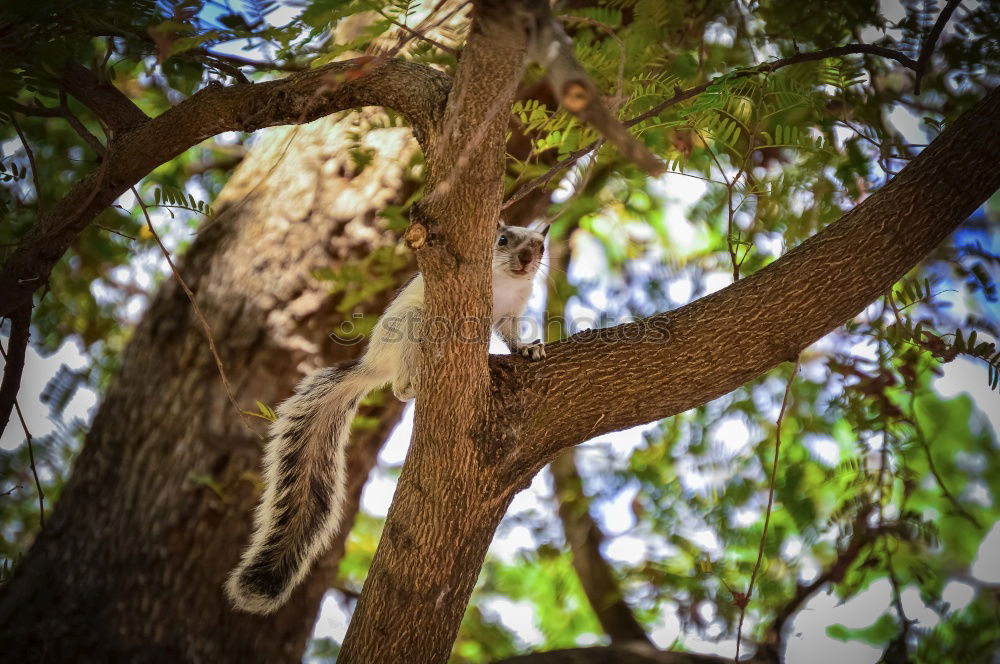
[226,224,547,614]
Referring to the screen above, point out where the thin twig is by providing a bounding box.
[694,127,743,281]
[371,3,460,56]
[735,356,800,662]
[874,300,913,655]
[503,141,599,211]
[130,187,255,434]
[14,400,43,527]
[10,115,43,211]
[60,90,107,157]
[201,48,305,72]
[0,336,44,526]
[914,0,963,94]
[888,293,982,530]
[201,55,251,84]
[626,44,918,132]
[540,138,604,228]
[911,399,981,528]
[95,224,137,241]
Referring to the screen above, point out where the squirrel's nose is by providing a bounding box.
[518,248,533,267]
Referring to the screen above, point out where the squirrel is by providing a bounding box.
[226,222,548,614]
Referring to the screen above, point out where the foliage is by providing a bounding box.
[0,0,998,662]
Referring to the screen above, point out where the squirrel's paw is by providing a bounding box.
[392,376,417,401]
[519,340,545,362]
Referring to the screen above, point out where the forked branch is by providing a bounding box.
[0,57,451,322]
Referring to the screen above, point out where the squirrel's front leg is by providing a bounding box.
[392,375,418,401]
[391,334,421,401]
[495,315,545,361]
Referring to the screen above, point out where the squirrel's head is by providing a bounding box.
[493,223,548,279]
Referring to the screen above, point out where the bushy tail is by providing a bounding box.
[226,361,377,614]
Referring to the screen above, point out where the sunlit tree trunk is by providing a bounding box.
[0,110,417,662]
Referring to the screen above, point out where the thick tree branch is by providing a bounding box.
[339,3,529,662]
[59,60,150,133]
[552,452,653,646]
[499,84,1000,469]
[0,57,451,321]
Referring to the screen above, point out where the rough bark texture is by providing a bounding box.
[0,110,417,662]
[338,4,529,662]
[504,83,1000,474]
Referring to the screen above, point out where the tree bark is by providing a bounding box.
[0,109,417,662]
[338,3,529,661]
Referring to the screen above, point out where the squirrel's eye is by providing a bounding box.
[498,235,508,246]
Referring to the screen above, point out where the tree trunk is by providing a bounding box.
[0,109,417,663]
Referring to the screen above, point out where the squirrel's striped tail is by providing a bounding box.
[226,361,377,614]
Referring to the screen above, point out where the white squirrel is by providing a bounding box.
[226,223,548,614]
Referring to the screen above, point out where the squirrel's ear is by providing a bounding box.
[497,219,505,233]
[540,224,550,238]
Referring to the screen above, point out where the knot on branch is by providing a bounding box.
[406,202,460,272]
[404,222,427,251]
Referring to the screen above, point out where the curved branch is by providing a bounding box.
[59,60,150,133]
[503,85,1000,464]
[914,0,963,94]
[0,57,451,320]
[625,44,918,130]
[761,510,880,653]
